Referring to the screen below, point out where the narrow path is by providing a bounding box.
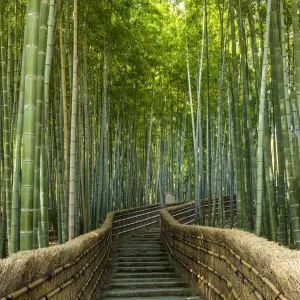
[101,227,200,299]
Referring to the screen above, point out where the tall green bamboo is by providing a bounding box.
[10,9,27,254]
[291,0,300,108]
[69,0,78,240]
[205,0,211,226]
[272,44,287,245]
[21,0,41,251]
[227,80,234,227]
[272,0,300,248]
[215,0,225,228]
[103,51,109,212]
[196,6,205,225]
[7,0,12,123]
[229,0,244,229]
[264,98,277,241]
[44,0,57,243]
[32,0,49,249]
[37,0,50,248]
[184,6,200,221]
[58,0,69,243]
[256,0,271,237]
[145,108,153,206]
[279,0,293,159]
[0,1,11,255]
[247,2,261,111]
[54,52,63,244]
[13,1,19,131]
[237,0,254,231]
[83,40,90,229]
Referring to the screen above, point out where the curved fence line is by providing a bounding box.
[160,202,298,300]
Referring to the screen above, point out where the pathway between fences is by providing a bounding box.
[0,197,299,300]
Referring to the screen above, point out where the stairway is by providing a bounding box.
[101,227,200,300]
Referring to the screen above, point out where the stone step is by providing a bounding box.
[137,232,161,235]
[122,239,162,243]
[104,297,200,300]
[117,256,168,262]
[109,280,187,289]
[132,233,161,236]
[116,265,174,273]
[129,237,161,240]
[118,245,164,249]
[118,243,163,247]
[119,239,163,247]
[117,246,164,250]
[113,272,179,279]
[132,233,161,237]
[117,252,166,258]
[111,277,182,284]
[117,249,166,255]
[116,261,170,267]
[129,234,161,241]
[104,287,192,298]
[117,249,165,253]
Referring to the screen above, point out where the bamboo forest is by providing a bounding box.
[1,0,300,298]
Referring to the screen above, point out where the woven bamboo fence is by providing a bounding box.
[161,202,300,300]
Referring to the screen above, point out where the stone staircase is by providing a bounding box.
[101,227,200,300]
